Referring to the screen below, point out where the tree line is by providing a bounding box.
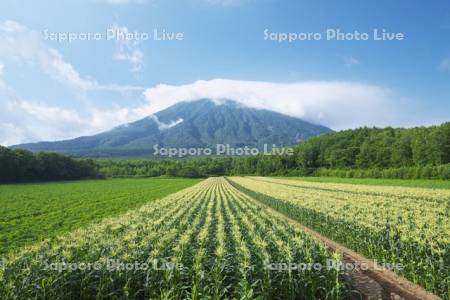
[295,122,450,171]
[0,146,99,183]
[98,122,450,180]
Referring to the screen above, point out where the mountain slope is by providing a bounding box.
[12,99,332,157]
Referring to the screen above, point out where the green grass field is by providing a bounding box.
[0,178,201,255]
[276,176,450,189]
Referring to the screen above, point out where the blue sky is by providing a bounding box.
[0,0,449,145]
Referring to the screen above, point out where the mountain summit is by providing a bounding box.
[12,99,331,157]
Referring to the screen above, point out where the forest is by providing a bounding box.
[0,146,99,182]
[98,122,450,180]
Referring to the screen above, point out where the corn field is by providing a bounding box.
[0,178,346,300]
[228,176,450,299]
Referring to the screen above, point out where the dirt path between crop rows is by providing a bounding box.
[229,180,442,300]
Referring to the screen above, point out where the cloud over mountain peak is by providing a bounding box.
[143,79,399,130]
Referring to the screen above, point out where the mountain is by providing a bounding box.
[12,99,332,157]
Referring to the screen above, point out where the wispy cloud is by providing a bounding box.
[343,56,359,68]
[0,56,145,145]
[115,49,144,73]
[0,95,90,145]
[111,24,145,73]
[0,89,146,145]
[0,20,144,92]
[150,115,184,130]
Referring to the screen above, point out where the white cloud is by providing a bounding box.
[0,71,145,145]
[343,56,359,68]
[143,79,399,130]
[0,20,144,92]
[150,115,184,130]
[0,95,145,145]
[1,98,89,145]
[111,24,145,73]
[45,48,97,90]
[0,20,147,145]
[0,123,28,146]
